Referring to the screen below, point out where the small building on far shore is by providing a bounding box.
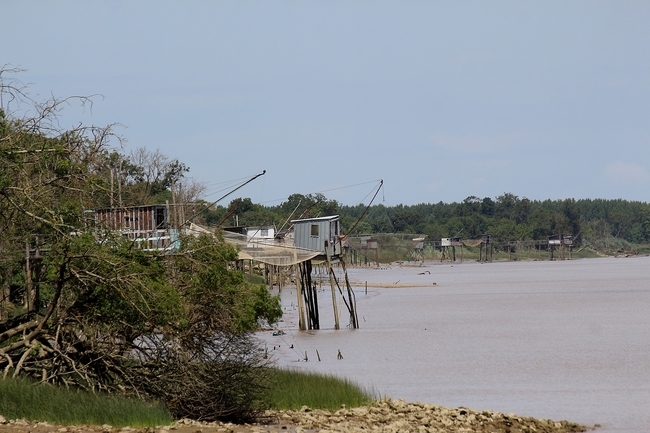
[245,225,276,243]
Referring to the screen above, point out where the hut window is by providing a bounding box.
[261,228,268,237]
[310,224,319,236]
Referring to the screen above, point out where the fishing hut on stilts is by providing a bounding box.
[292,216,359,330]
[440,237,463,262]
[547,234,573,260]
[408,237,426,262]
[218,214,359,331]
[479,234,493,262]
[226,179,381,332]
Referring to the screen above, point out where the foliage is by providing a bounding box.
[2,68,649,425]
[0,70,279,423]
[198,191,650,256]
[197,191,650,259]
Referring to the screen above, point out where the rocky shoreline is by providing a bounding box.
[0,399,592,433]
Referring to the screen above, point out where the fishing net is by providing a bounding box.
[188,223,321,266]
[344,233,426,263]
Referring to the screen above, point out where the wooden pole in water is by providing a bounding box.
[340,259,359,329]
[325,241,340,330]
[310,262,320,329]
[296,264,306,331]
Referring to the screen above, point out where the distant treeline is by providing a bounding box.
[201,193,650,251]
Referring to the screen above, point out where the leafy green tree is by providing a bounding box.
[0,73,279,422]
[391,209,424,232]
[422,222,446,243]
[460,196,482,216]
[514,223,533,241]
[481,197,495,217]
[495,193,519,221]
[488,219,516,243]
[514,197,532,224]
[562,198,582,241]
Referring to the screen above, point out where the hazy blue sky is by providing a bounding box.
[3,1,649,206]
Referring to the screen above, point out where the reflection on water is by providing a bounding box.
[258,257,650,433]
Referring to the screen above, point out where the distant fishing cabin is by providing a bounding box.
[479,234,493,262]
[441,236,463,262]
[548,234,573,260]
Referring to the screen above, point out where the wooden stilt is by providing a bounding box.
[309,263,319,329]
[300,261,319,330]
[325,241,340,330]
[296,264,306,331]
[340,260,359,329]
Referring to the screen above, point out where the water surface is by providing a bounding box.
[259,257,650,433]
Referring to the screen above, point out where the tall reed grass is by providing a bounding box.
[267,368,375,411]
[0,377,172,427]
[1,368,374,426]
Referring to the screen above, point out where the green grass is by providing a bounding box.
[0,376,172,427]
[1,368,374,426]
[266,368,375,411]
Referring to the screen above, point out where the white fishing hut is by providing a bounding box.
[441,237,462,247]
[548,234,573,247]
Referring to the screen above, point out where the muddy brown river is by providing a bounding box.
[258,256,650,433]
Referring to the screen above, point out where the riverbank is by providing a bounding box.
[0,399,590,432]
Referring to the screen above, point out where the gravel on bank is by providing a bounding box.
[262,399,590,432]
[1,399,592,433]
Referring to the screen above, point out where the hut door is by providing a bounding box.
[156,207,166,228]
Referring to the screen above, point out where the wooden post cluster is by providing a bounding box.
[298,260,320,330]
[325,242,340,330]
[293,240,359,332]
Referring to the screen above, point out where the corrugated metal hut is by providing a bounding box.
[292,215,341,257]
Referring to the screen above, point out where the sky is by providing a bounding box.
[3,1,649,207]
